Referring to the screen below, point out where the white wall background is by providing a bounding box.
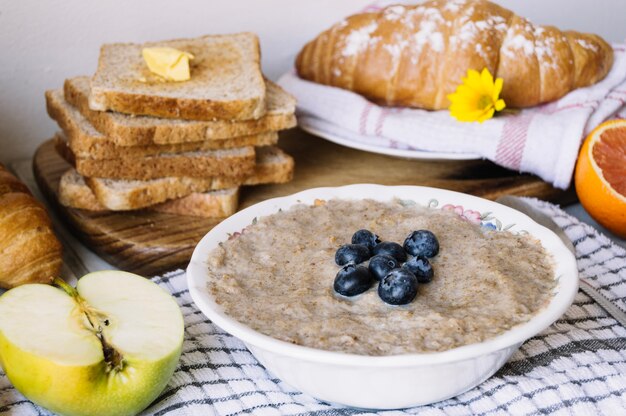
[1,0,625,164]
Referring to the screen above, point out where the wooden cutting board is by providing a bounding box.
[34,129,576,276]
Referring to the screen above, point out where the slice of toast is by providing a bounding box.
[65,77,296,145]
[59,170,239,218]
[150,188,239,218]
[61,146,294,210]
[89,33,266,120]
[55,134,255,180]
[58,169,104,211]
[243,146,296,185]
[46,90,278,159]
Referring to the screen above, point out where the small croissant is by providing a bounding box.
[0,164,62,289]
[296,0,614,109]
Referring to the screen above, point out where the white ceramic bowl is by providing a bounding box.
[187,185,578,409]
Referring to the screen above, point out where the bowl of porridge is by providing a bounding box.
[187,185,578,409]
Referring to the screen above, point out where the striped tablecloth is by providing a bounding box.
[1,198,625,415]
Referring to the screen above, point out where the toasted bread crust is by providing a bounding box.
[55,135,255,180]
[46,90,279,159]
[244,151,295,185]
[87,175,241,210]
[74,149,255,180]
[60,169,239,217]
[58,170,106,211]
[92,89,266,121]
[63,77,296,146]
[150,189,239,218]
[55,145,294,210]
[64,77,296,145]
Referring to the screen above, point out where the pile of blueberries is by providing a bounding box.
[333,229,439,305]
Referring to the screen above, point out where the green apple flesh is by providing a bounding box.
[0,270,184,416]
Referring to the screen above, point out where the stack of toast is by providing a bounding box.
[45,33,296,218]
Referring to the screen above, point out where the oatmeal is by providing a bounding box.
[206,199,555,355]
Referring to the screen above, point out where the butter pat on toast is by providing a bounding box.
[89,33,267,121]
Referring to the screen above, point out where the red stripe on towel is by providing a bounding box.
[375,108,389,136]
[495,114,534,170]
[551,100,600,114]
[359,102,373,135]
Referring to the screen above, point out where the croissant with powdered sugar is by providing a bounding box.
[296,0,613,109]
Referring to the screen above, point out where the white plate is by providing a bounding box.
[299,119,482,161]
[187,185,578,409]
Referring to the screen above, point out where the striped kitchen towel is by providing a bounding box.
[1,198,625,415]
[278,0,626,190]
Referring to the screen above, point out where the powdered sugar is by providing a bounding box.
[342,22,379,57]
[413,20,444,53]
[383,40,410,60]
[535,36,559,69]
[535,37,553,60]
[476,15,508,33]
[420,5,445,24]
[429,32,445,52]
[505,34,535,56]
[475,43,486,59]
[577,38,600,52]
[500,22,561,67]
[443,0,467,13]
[383,5,406,20]
[336,19,349,29]
[339,1,578,68]
[450,12,508,52]
[410,6,446,53]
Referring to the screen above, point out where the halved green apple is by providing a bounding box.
[0,270,184,416]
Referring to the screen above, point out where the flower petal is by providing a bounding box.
[480,68,495,88]
[449,99,481,112]
[465,70,484,92]
[476,107,496,123]
[493,77,504,100]
[449,67,505,122]
[449,97,484,114]
[451,108,486,122]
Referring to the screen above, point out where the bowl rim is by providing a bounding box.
[187,184,578,367]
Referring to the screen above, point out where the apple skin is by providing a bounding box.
[0,336,181,416]
[0,272,185,416]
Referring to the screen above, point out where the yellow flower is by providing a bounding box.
[447,68,506,123]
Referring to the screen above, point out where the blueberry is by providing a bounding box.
[403,230,439,258]
[378,269,418,305]
[372,241,407,263]
[334,264,374,297]
[402,256,434,283]
[335,244,371,266]
[351,229,381,250]
[368,255,399,281]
